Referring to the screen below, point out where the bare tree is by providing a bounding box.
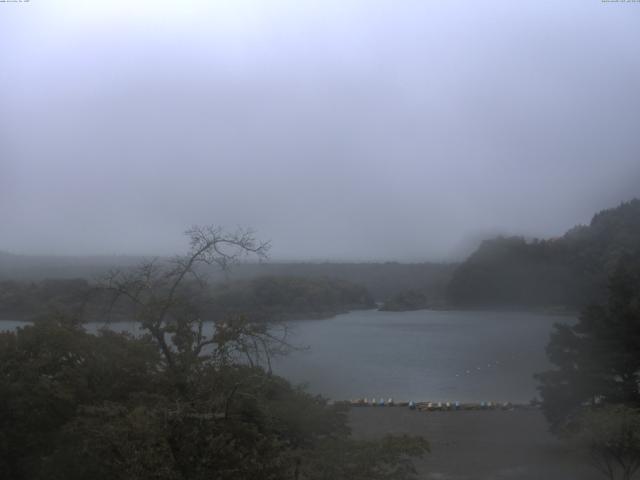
[100,226,291,380]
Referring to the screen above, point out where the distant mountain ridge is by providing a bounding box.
[0,252,144,281]
[0,251,455,302]
[448,199,640,308]
[7,199,636,312]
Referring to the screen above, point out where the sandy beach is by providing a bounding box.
[349,407,600,480]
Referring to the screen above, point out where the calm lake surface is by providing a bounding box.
[271,309,572,403]
[0,309,572,403]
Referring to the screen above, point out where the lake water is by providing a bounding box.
[271,309,571,403]
[0,309,572,403]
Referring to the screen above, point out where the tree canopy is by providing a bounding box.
[535,255,640,431]
[0,226,428,480]
[448,199,640,308]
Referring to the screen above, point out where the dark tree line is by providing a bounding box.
[0,252,456,304]
[379,290,430,312]
[0,278,92,320]
[0,275,373,324]
[448,199,640,309]
[207,275,374,321]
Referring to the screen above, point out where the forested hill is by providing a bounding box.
[448,199,640,309]
[0,276,374,322]
[0,253,454,302]
[206,275,375,321]
[226,262,455,302]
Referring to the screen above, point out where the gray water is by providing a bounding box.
[0,309,571,403]
[271,309,571,403]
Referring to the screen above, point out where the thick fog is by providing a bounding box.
[1,0,639,261]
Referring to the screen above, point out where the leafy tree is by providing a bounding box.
[0,316,161,479]
[536,255,640,431]
[0,226,429,480]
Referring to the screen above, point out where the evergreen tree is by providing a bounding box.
[536,255,640,430]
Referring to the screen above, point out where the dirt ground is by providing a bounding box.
[349,407,602,480]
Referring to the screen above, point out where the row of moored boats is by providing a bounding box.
[348,399,526,411]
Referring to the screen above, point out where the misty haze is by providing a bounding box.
[1,1,640,480]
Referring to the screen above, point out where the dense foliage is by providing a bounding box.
[0,279,92,320]
[0,276,374,323]
[0,226,428,479]
[225,263,455,304]
[448,199,640,308]
[0,319,428,480]
[207,275,374,321]
[535,256,640,431]
[0,253,455,304]
[379,290,430,312]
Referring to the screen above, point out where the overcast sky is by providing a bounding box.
[1,0,639,261]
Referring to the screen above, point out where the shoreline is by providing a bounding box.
[376,306,579,317]
[340,400,538,411]
[0,304,577,325]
